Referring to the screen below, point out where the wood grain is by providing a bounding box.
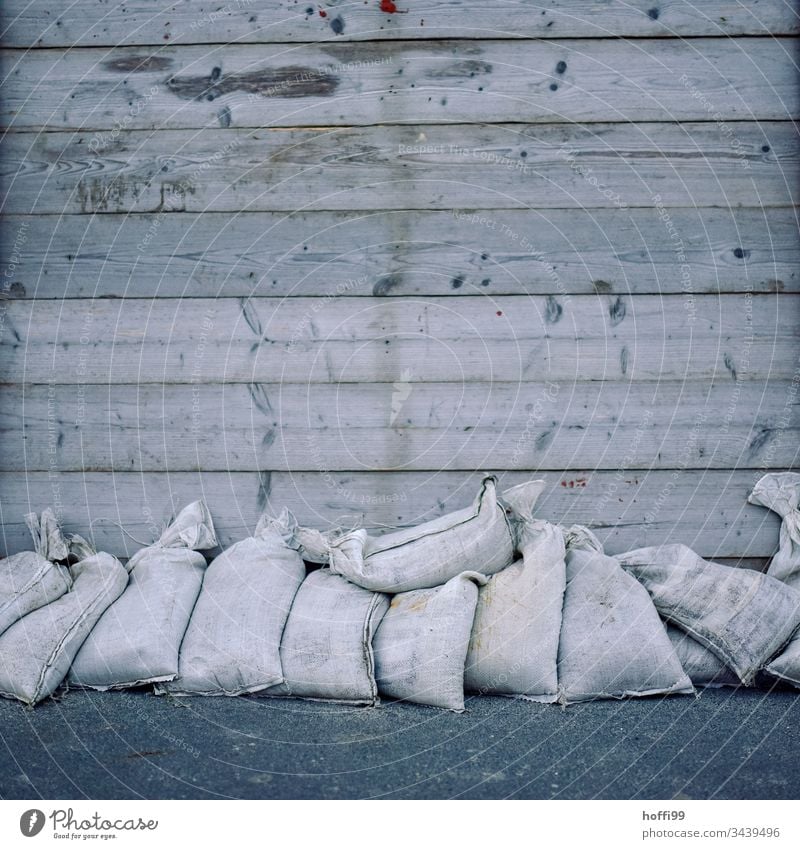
[2,380,795,472]
[0,469,781,559]
[3,1,797,47]
[4,207,796,298]
[2,295,795,384]
[2,122,795,215]
[4,38,797,130]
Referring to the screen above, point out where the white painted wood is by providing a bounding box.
[3,1,796,47]
[4,38,797,130]
[4,207,796,298]
[2,294,795,384]
[2,122,794,214]
[2,380,795,471]
[0,470,781,559]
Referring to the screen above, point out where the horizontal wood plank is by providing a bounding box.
[4,207,797,298]
[0,469,783,559]
[2,122,795,214]
[4,39,798,130]
[2,381,796,472]
[3,1,797,46]
[2,294,796,383]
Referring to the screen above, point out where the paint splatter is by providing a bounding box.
[330,15,344,34]
[319,9,327,17]
[380,0,398,12]
[496,310,503,316]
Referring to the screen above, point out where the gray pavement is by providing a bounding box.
[1,687,799,800]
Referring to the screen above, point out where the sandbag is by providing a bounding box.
[374,571,486,711]
[748,473,800,688]
[69,501,216,690]
[161,510,306,696]
[748,472,800,589]
[299,476,541,593]
[0,539,128,705]
[0,509,72,638]
[558,534,693,703]
[465,493,565,701]
[666,625,740,689]
[263,569,389,705]
[617,544,800,685]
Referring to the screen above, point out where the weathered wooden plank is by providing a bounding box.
[0,470,783,559]
[4,39,797,130]
[5,207,797,298]
[2,122,794,214]
[2,381,796,472]
[3,1,797,46]
[2,295,795,383]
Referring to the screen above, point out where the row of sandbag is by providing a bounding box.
[1,473,799,709]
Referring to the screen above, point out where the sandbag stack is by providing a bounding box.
[2,469,800,709]
[0,516,128,705]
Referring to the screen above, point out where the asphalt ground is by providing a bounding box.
[2,686,799,800]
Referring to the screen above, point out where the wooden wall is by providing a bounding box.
[1,1,798,563]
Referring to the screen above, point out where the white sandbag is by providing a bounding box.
[465,497,565,702]
[558,535,693,703]
[301,476,541,593]
[763,635,800,687]
[0,509,72,638]
[748,473,800,688]
[69,501,216,690]
[666,625,740,689]
[0,539,128,705]
[161,509,306,696]
[617,544,800,685]
[748,472,800,589]
[374,571,487,711]
[263,569,389,705]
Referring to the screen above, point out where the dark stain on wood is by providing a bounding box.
[373,274,402,296]
[733,247,750,260]
[240,298,263,336]
[103,55,174,73]
[451,275,464,290]
[166,66,339,101]
[0,282,26,298]
[724,353,737,380]
[330,16,345,35]
[427,60,493,79]
[262,429,276,449]
[535,427,555,450]
[620,346,629,375]
[124,750,166,759]
[748,428,773,457]
[593,279,613,293]
[257,470,272,511]
[609,295,626,325]
[218,106,232,128]
[248,383,273,416]
[556,61,567,74]
[545,295,562,323]
[648,8,660,20]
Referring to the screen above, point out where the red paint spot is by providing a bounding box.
[496,310,503,316]
[380,0,398,11]
[319,9,327,17]
[560,478,587,489]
